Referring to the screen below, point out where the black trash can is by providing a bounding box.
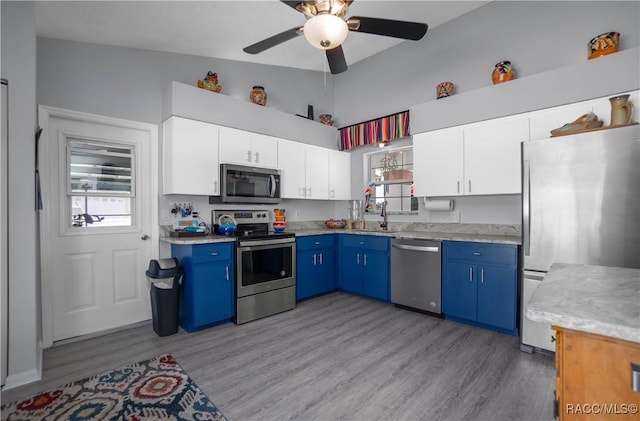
[145,258,182,337]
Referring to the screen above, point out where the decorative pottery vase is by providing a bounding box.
[588,32,620,60]
[250,86,267,106]
[436,82,455,99]
[492,61,515,84]
[197,71,222,93]
[609,94,634,126]
[319,114,334,126]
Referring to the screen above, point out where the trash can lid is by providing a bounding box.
[146,258,182,278]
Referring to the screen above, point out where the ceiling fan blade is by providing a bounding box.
[326,45,348,75]
[347,16,428,40]
[243,27,303,54]
[280,1,300,10]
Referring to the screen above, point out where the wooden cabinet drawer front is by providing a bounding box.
[341,235,389,251]
[192,243,233,263]
[444,241,517,265]
[297,235,334,251]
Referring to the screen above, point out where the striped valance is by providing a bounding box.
[338,110,410,151]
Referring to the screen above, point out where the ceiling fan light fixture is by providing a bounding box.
[303,14,349,50]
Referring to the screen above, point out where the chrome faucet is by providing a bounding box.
[380,201,388,230]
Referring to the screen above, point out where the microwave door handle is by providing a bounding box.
[269,174,276,198]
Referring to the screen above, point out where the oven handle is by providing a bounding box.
[237,238,295,249]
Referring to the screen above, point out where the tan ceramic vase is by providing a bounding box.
[609,94,634,126]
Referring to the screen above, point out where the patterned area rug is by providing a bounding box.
[1,354,227,420]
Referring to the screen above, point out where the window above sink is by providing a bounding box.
[365,145,417,215]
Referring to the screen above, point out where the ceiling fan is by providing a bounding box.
[243,0,428,74]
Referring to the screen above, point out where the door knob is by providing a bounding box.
[141,234,150,240]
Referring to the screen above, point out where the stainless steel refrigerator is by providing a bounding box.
[520,124,640,353]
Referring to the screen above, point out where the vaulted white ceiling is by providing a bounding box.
[35,0,489,72]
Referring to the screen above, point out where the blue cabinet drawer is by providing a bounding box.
[340,234,389,251]
[443,241,517,266]
[192,243,233,264]
[297,235,335,251]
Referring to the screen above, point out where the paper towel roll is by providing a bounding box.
[424,199,453,211]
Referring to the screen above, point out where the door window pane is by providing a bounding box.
[67,139,135,228]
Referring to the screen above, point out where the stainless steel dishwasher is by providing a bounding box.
[391,238,442,315]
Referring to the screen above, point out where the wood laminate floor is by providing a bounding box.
[1,292,556,420]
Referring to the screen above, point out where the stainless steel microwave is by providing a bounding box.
[218,163,281,204]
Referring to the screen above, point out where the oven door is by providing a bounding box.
[236,238,296,297]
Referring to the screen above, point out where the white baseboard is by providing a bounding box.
[1,368,41,391]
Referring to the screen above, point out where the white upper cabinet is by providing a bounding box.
[277,139,333,200]
[328,150,351,200]
[413,127,464,197]
[463,116,529,195]
[162,116,220,196]
[413,116,528,197]
[278,139,306,199]
[218,126,278,168]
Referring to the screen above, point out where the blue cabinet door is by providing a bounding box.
[442,261,477,321]
[363,250,389,301]
[296,249,316,300]
[192,261,234,327]
[338,247,363,294]
[477,265,517,332]
[315,248,336,295]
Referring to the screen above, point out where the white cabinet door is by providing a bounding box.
[413,128,464,197]
[219,127,278,168]
[329,150,351,200]
[162,116,219,195]
[251,132,278,168]
[305,145,329,200]
[463,117,529,195]
[278,139,306,199]
[218,126,252,166]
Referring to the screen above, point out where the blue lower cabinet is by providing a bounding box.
[442,241,518,336]
[338,234,390,302]
[171,242,235,332]
[296,235,336,301]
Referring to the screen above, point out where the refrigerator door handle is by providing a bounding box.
[522,159,531,256]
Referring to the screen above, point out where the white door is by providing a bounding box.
[328,150,351,200]
[39,106,158,346]
[278,139,306,199]
[413,128,464,197]
[304,145,329,200]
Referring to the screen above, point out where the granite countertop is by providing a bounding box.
[160,222,521,245]
[526,263,640,343]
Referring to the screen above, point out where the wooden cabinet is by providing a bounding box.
[278,139,329,200]
[413,116,528,197]
[338,235,390,302]
[162,116,220,195]
[554,327,640,421]
[442,241,518,335]
[218,125,278,168]
[328,150,351,200]
[171,242,235,332]
[296,235,336,301]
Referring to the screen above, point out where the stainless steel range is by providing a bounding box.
[212,210,296,324]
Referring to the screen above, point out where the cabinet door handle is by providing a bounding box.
[246,150,252,163]
[254,151,259,163]
[330,189,335,198]
[225,266,229,281]
[457,181,460,194]
[314,241,321,245]
[357,253,360,265]
[468,180,472,193]
[313,254,317,265]
[213,180,218,194]
[211,252,218,256]
[473,252,481,256]
[307,187,312,197]
[469,267,473,282]
[364,254,367,266]
[481,268,485,284]
[319,252,323,265]
[300,187,306,197]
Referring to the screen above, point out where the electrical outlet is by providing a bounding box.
[161,209,170,220]
[295,210,301,218]
[450,210,461,223]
